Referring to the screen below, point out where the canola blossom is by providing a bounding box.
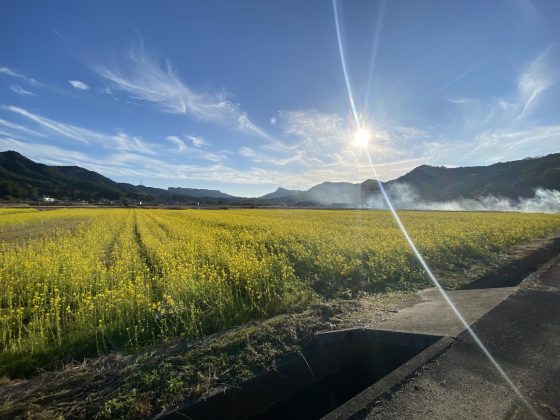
[1,208,559,369]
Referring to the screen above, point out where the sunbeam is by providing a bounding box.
[331,1,541,417]
[364,0,386,113]
[363,148,540,418]
[333,0,360,126]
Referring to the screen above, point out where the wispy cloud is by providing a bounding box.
[0,132,281,189]
[0,67,22,78]
[516,46,557,120]
[0,137,102,169]
[419,48,560,171]
[467,125,560,164]
[432,60,484,96]
[0,66,41,86]
[4,105,87,144]
[237,112,276,141]
[0,138,280,186]
[229,109,429,186]
[8,85,36,97]
[2,105,156,155]
[187,135,204,147]
[94,44,272,141]
[1,66,74,97]
[280,109,345,142]
[102,151,282,185]
[165,134,226,162]
[1,41,556,195]
[0,118,46,138]
[239,146,305,166]
[0,105,439,192]
[165,135,186,152]
[68,80,90,91]
[277,109,411,160]
[447,47,559,135]
[51,29,69,42]
[95,48,211,116]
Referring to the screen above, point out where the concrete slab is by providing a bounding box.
[366,255,560,419]
[375,286,517,337]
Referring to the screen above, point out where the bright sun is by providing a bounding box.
[353,128,371,147]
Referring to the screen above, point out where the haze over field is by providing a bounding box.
[2,150,559,212]
[367,185,560,214]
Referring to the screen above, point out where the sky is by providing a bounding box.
[0,0,559,197]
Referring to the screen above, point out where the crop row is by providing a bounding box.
[1,208,559,375]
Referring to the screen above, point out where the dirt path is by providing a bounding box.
[0,218,84,247]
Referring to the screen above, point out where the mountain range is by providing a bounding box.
[0,150,559,205]
[168,187,236,200]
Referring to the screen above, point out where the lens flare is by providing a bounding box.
[353,128,371,147]
[333,0,360,125]
[364,0,386,112]
[332,1,541,417]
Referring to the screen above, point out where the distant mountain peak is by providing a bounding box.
[2,150,30,161]
[259,187,302,200]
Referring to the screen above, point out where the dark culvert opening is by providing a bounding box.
[160,329,443,420]
[250,340,424,420]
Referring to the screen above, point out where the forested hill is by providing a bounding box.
[388,153,560,201]
[1,150,559,204]
[0,151,230,203]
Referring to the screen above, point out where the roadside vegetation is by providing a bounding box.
[1,208,560,378]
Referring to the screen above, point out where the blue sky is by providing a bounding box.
[0,0,559,197]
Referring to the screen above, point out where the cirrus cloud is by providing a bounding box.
[9,85,36,96]
[93,44,274,142]
[68,80,90,91]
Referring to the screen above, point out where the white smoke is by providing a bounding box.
[365,183,560,214]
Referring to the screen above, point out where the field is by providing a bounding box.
[1,207,560,377]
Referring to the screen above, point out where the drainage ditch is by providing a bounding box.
[158,329,448,420]
[462,236,560,289]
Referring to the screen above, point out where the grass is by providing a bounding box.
[0,291,410,419]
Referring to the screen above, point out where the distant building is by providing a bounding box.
[40,195,59,203]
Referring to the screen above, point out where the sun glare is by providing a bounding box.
[353,128,371,147]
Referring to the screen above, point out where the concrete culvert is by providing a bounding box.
[158,329,452,420]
